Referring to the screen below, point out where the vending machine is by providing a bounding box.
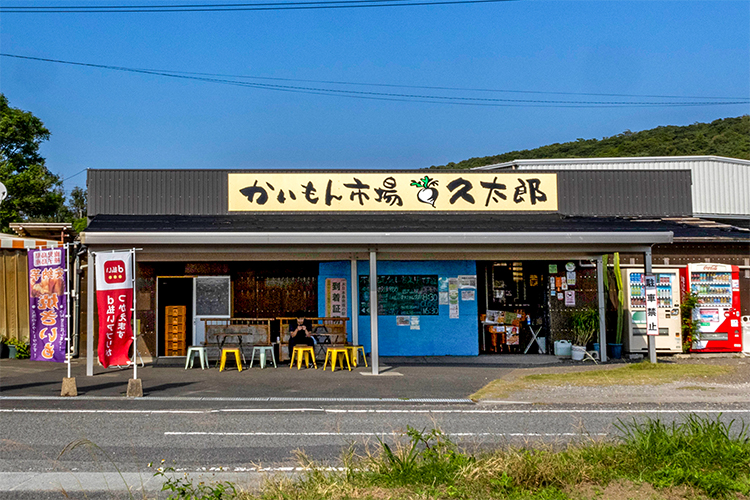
[680,263,743,353]
[622,268,683,354]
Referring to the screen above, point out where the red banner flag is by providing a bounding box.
[95,251,134,368]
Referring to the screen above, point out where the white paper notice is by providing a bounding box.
[458,275,477,288]
[410,316,420,330]
[461,289,475,301]
[566,271,576,286]
[449,278,459,319]
[564,290,575,306]
[439,291,449,305]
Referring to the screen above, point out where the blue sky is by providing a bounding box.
[1,0,748,192]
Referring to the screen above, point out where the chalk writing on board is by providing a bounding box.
[359,275,439,316]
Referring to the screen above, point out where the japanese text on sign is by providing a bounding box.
[645,274,659,336]
[325,278,347,317]
[95,251,135,368]
[228,173,558,212]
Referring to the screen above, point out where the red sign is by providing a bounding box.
[104,261,127,284]
[95,252,134,368]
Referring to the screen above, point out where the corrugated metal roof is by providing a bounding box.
[475,156,749,218]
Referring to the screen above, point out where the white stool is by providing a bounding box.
[250,345,276,369]
[185,346,207,370]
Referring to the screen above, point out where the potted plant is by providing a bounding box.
[603,253,625,359]
[570,307,599,361]
[5,338,30,359]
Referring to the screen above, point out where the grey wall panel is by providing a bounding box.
[89,170,228,216]
[556,170,692,217]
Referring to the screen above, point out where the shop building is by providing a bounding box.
[78,164,750,375]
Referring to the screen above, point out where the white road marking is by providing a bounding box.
[165,431,607,437]
[1,408,748,414]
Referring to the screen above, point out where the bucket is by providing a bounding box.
[593,342,600,354]
[608,343,623,359]
[571,345,586,361]
[554,340,571,358]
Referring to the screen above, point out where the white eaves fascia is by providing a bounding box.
[81,231,673,246]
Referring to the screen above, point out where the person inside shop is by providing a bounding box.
[288,311,315,360]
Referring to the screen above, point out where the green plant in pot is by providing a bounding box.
[4,337,30,359]
[570,307,599,347]
[569,307,599,361]
[604,252,626,359]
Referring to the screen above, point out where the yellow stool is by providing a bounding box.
[290,346,317,370]
[323,347,351,372]
[345,345,368,367]
[219,348,243,372]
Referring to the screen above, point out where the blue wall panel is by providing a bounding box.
[318,260,479,356]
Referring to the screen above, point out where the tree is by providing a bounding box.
[0,94,66,232]
[68,186,87,219]
[430,115,750,169]
[67,186,88,233]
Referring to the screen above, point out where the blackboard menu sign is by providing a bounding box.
[359,275,439,316]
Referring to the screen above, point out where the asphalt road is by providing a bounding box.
[2,356,748,498]
[2,398,749,499]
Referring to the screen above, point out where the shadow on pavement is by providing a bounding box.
[143,382,196,395]
[0,380,59,392]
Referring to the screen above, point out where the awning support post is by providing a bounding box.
[369,251,379,375]
[645,247,657,364]
[350,258,359,346]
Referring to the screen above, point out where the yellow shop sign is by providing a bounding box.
[228,172,557,212]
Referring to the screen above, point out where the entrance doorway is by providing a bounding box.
[477,261,549,354]
[156,277,194,357]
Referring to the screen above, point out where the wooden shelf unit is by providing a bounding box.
[165,305,187,356]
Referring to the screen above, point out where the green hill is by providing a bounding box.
[430,115,750,170]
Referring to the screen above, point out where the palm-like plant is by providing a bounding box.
[570,307,600,346]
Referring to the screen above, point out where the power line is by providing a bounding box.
[61,168,88,182]
[2,53,748,108]
[148,69,748,101]
[1,0,513,13]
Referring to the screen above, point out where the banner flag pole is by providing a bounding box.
[125,247,142,397]
[66,243,72,379]
[61,242,77,396]
[132,248,137,381]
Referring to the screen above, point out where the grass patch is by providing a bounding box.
[234,415,750,500]
[470,362,734,401]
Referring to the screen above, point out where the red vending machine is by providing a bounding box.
[680,263,743,352]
